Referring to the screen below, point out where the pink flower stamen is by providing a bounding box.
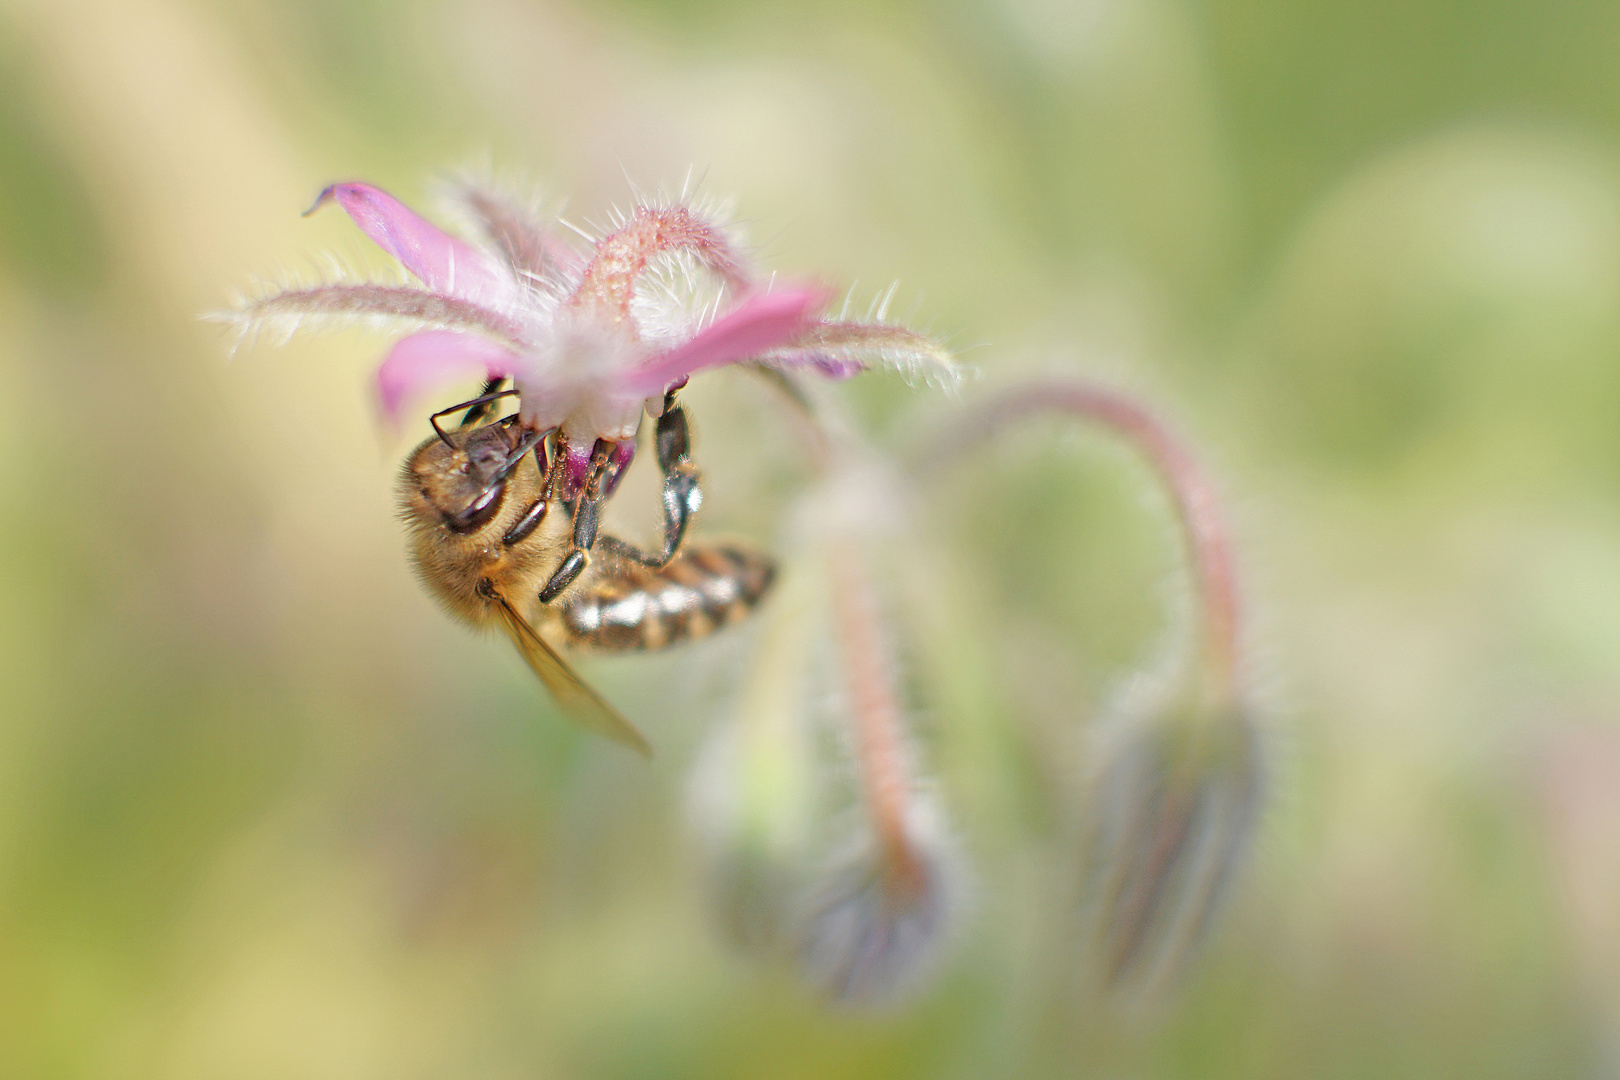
[570,206,752,329]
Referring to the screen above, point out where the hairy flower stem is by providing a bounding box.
[827,537,926,895]
[738,364,919,881]
[918,379,1242,708]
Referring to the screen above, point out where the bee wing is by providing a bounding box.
[487,587,652,756]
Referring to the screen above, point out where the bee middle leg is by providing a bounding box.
[538,438,617,603]
[537,390,706,603]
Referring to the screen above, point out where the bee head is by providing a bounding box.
[403,422,524,534]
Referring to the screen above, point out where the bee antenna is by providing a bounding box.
[428,388,520,448]
[460,377,510,427]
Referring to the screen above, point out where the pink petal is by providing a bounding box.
[761,351,867,379]
[308,182,508,301]
[624,286,831,397]
[766,321,957,382]
[231,282,524,345]
[375,330,520,425]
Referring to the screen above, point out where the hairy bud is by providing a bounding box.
[794,796,965,1005]
[1079,678,1264,998]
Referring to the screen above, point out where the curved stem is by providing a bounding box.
[916,379,1242,702]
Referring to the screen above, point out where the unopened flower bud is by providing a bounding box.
[1080,678,1264,999]
[794,795,965,1006]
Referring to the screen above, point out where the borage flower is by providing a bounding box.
[224,179,955,488]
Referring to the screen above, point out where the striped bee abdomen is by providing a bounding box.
[558,544,776,652]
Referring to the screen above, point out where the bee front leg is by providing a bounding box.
[502,435,560,547]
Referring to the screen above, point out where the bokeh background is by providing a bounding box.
[3,0,1620,1075]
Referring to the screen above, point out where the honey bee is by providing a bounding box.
[399,388,776,754]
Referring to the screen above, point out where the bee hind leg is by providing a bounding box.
[594,389,703,569]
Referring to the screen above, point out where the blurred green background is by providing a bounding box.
[3,0,1620,1075]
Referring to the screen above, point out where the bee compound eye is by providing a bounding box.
[445,478,507,533]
